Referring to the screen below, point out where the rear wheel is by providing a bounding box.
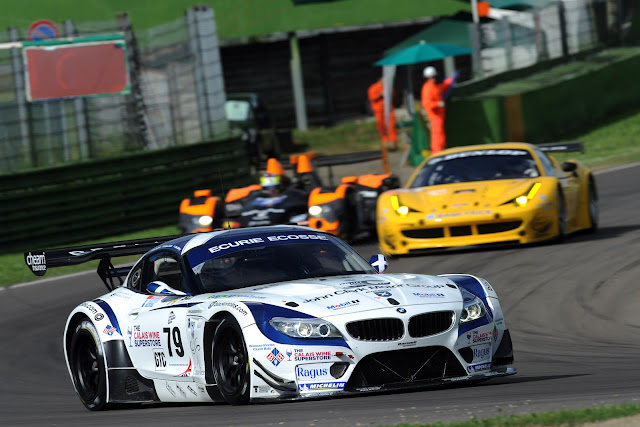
[587,183,599,232]
[555,190,567,242]
[69,320,109,411]
[212,315,250,405]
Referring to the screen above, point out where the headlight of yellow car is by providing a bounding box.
[513,182,542,207]
[390,195,415,216]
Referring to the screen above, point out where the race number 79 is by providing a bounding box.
[163,327,185,357]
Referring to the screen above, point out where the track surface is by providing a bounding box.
[2,164,640,427]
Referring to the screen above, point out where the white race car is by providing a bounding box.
[25,225,516,410]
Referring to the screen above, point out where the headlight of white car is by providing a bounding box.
[459,297,487,324]
[269,317,343,338]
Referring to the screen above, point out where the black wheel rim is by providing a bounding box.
[73,334,100,400]
[214,327,247,395]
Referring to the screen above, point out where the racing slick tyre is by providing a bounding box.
[555,189,567,242]
[69,319,109,411]
[587,182,599,233]
[337,190,357,242]
[212,315,250,405]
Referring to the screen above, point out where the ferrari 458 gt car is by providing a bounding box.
[377,141,598,255]
[25,225,515,410]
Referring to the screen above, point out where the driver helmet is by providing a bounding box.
[260,173,282,195]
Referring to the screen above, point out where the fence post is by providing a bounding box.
[117,12,153,149]
[558,1,570,57]
[63,20,91,160]
[469,22,483,79]
[186,5,229,141]
[8,27,33,168]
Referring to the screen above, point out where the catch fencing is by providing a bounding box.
[471,0,623,77]
[0,5,228,174]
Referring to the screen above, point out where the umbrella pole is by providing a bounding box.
[406,64,414,117]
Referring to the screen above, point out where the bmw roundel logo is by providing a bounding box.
[396,308,407,313]
[376,291,392,297]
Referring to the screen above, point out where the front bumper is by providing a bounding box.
[377,208,558,254]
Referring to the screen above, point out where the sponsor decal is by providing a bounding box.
[248,343,273,351]
[103,325,117,336]
[397,340,417,347]
[142,296,163,308]
[168,311,176,324]
[208,301,248,316]
[165,382,176,397]
[266,347,286,366]
[296,366,330,380]
[290,349,332,362]
[412,292,445,298]
[253,196,287,207]
[298,382,346,391]
[208,294,266,300]
[207,234,328,255]
[467,329,493,344]
[94,313,104,321]
[304,284,402,303]
[426,210,492,220]
[80,302,98,315]
[327,300,359,310]
[493,325,499,342]
[25,252,47,275]
[175,383,187,397]
[408,283,446,289]
[467,362,492,373]
[186,385,198,396]
[471,343,492,363]
[253,385,273,393]
[154,349,167,371]
[128,325,161,347]
[177,359,192,377]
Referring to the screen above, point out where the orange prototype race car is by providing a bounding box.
[376,141,598,255]
[180,150,400,240]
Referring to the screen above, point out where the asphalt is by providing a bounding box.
[2,163,640,426]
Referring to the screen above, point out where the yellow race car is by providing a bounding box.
[377,142,598,255]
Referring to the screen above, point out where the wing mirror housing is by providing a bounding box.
[146,281,188,296]
[369,254,388,273]
[561,161,578,173]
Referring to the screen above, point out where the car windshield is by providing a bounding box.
[410,149,540,188]
[187,232,375,293]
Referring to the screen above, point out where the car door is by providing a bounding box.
[125,250,192,380]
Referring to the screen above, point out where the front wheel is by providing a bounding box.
[555,190,567,242]
[587,183,598,232]
[212,315,250,405]
[69,320,109,411]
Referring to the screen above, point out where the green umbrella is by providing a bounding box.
[374,40,471,66]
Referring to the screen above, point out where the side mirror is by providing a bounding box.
[561,161,578,173]
[146,281,188,296]
[369,254,388,273]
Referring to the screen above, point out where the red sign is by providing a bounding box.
[24,42,129,101]
[27,19,60,41]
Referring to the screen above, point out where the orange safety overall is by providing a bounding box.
[421,76,454,155]
[368,80,397,147]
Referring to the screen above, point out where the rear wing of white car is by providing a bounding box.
[24,235,182,291]
[538,140,584,153]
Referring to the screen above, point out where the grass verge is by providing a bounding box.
[383,403,640,426]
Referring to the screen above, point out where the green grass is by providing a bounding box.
[383,403,640,426]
